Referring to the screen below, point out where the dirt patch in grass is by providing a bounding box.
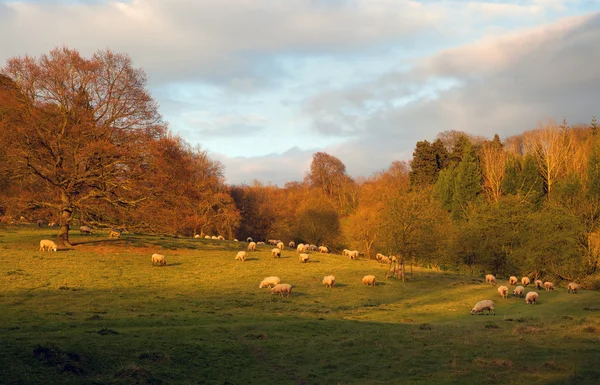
[32,344,87,376]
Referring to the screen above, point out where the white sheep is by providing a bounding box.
[151,253,166,266]
[362,275,376,286]
[348,250,359,260]
[297,243,305,252]
[211,235,218,240]
[497,285,509,299]
[380,256,391,264]
[342,249,350,257]
[322,275,335,288]
[302,244,310,252]
[567,282,580,294]
[534,279,543,289]
[299,253,310,263]
[521,277,531,286]
[270,283,292,297]
[194,234,201,239]
[485,274,496,284]
[525,291,539,304]
[79,225,93,235]
[204,235,211,239]
[318,246,329,253]
[39,239,58,252]
[257,241,265,245]
[471,300,495,315]
[375,253,384,261]
[544,281,555,292]
[513,286,525,298]
[272,248,281,258]
[234,239,238,242]
[235,251,247,262]
[308,244,317,252]
[289,241,295,248]
[217,235,224,240]
[259,276,280,289]
[277,242,284,250]
[509,276,518,286]
[109,230,121,239]
[248,242,256,251]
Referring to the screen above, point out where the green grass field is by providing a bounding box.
[1,226,599,385]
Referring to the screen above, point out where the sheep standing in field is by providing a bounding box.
[471,300,495,315]
[289,241,295,248]
[235,251,247,262]
[380,256,391,264]
[513,286,525,298]
[272,248,281,258]
[270,283,292,297]
[79,225,93,235]
[544,282,555,292]
[348,250,359,260]
[342,249,350,257]
[362,275,376,287]
[211,235,218,240]
[535,279,543,290]
[376,253,384,261]
[568,282,580,294]
[497,285,509,299]
[194,234,200,239]
[151,253,166,266]
[509,276,518,286]
[205,235,211,239]
[485,274,496,285]
[39,239,58,252]
[109,230,121,239]
[299,253,310,263]
[297,243,305,252]
[525,291,539,304]
[318,246,329,253]
[521,277,531,286]
[248,242,256,251]
[277,242,284,251]
[257,241,265,245]
[322,275,335,288]
[217,235,224,240]
[259,276,280,289]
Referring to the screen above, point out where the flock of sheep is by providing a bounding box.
[471,274,581,315]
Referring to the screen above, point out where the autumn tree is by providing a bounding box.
[1,47,165,245]
[306,152,357,213]
[479,134,507,202]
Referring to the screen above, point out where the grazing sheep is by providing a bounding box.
[109,230,121,239]
[544,282,555,292]
[235,251,247,262]
[277,242,284,250]
[535,279,544,290]
[297,243,305,252]
[79,225,93,235]
[375,253,384,261]
[204,235,211,239]
[217,235,224,240]
[525,291,539,304]
[322,275,335,288]
[39,239,58,252]
[270,283,292,297]
[485,274,496,284]
[513,286,525,298]
[211,235,218,240]
[349,250,359,260]
[151,253,166,266]
[289,241,295,248]
[567,282,580,294]
[272,248,281,258]
[342,249,350,257]
[257,241,265,245]
[302,244,310,252]
[471,300,495,315]
[362,275,376,286]
[193,234,201,239]
[259,276,280,289]
[247,237,253,242]
[299,253,310,263]
[497,285,509,299]
[521,277,531,286]
[268,239,278,245]
[308,244,317,252]
[234,239,238,242]
[318,246,329,253]
[248,242,256,251]
[509,276,518,286]
[380,256,391,264]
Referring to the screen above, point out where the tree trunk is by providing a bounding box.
[56,192,73,247]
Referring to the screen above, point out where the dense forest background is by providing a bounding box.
[1,47,599,285]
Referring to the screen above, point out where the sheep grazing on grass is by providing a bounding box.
[485,274,496,284]
[277,242,284,250]
[318,246,329,253]
[380,256,391,264]
[248,242,256,251]
[299,254,310,263]
[217,235,224,240]
[272,248,281,258]
[535,279,543,290]
[211,236,218,240]
[289,241,295,248]
[375,253,384,261]
[109,230,121,239]
[342,249,351,257]
[204,235,211,239]
[509,276,518,286]
[257,241,266,245]
[513,286,525,298]
[525,291,539,304]
[259,276,280,289]
[151,254,166,266]
[270,283,292,297]
[568,282,580,294]
[235,251,247,262]
[297,243,305,252]
[193,234,201,239]
[322,275,335,288]
[234,239,238,242]
[362,275,376,286]
[497,285,509,299]
[39,239,58,252]
[544,282,555,292]
[348,250,359,260]
[79,226,93,235]
[471,300,495,315]
[521,277,531,286]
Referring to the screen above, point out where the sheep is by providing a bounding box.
[544,282,555,292]
[322,275,335,288]
[362,275,376,286]
[234,239,239,242]
[513,286,525,298]
[497,285,509,299]
[39,239,58,252]
[109,230,121,239]
[297,243,305,252]
[535,279,544,290]
[308,244,318,252]
[380,256,391,264]
[259,276,281,289]
[521,277,531,286]
[193,234,201,239]
[277,242,284,251]
[318,246,329,253]
[485,274,496,285]
[204,235,211,239]
[302,244,310,252]
[211,235,218,240]
[567,282,580,294]
[471,300,495,315]
[217,235,224,240]
[79,225,93,235]
[509,276,518,286]
[342,249,350,257]
[248,242,256,251]
[272,248,281,258]
[299,253,310,263]
[268,239,278,245]
[289,241,295,248]
[257,241,265,245]
[235,251,247,262]
[348,250,359,260]
[525,291,539,304]
[246,237,253,242]
[151,253,166,266]
[270,283,292,297]
[375,253,384,261]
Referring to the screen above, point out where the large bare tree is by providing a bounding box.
[480,134,507,203]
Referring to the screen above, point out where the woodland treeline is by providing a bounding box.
[1,47,599,283]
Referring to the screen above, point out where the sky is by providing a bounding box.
[1,0,599,185]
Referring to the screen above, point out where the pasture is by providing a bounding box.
[1,226,599,384]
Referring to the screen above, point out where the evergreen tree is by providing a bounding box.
[410,140,438,187]
[451,143,482,219]
[434,167,457,211]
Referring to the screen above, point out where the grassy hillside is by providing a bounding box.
[1,226,599,384]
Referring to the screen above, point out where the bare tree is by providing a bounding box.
[480,134,507,202]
